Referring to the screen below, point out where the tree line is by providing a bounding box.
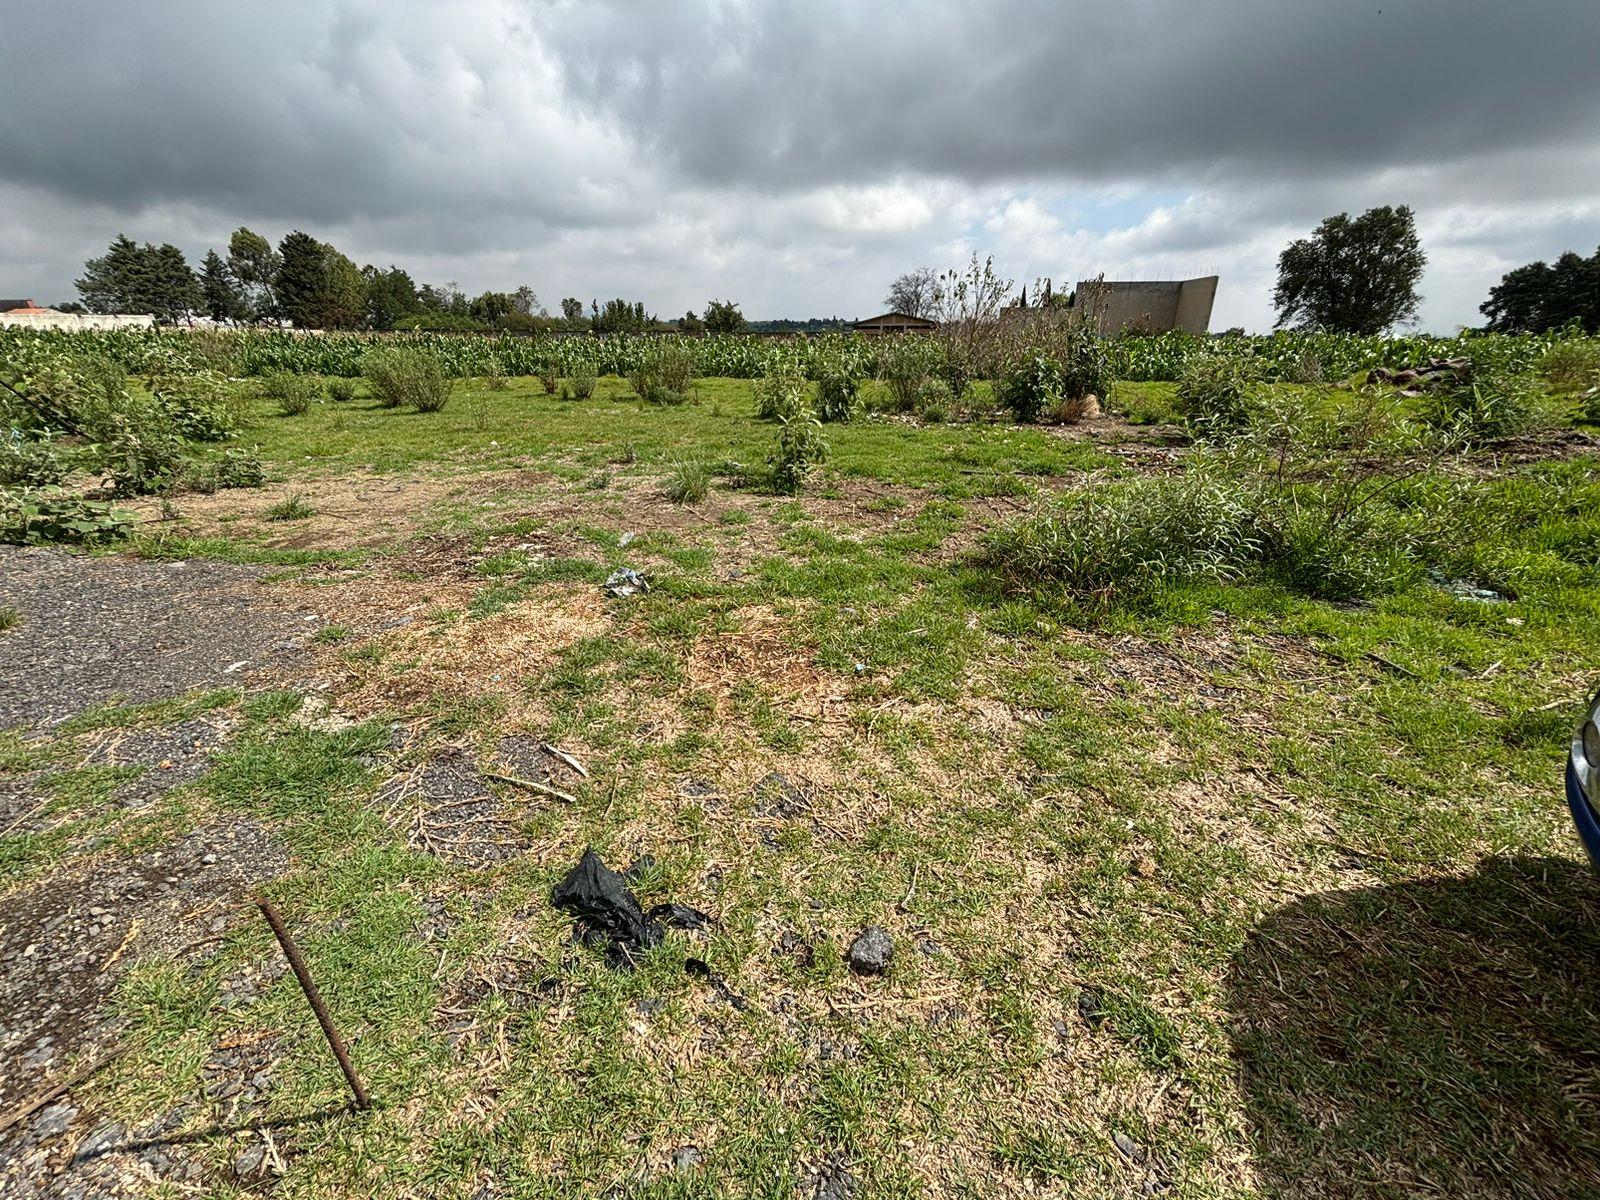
[70,229,758,334]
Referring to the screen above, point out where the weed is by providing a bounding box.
[264,494,316,521]
[363,346,455,412]
[664,458,711,504]
[0,605,18,633]
[1175,353,1265,435]
[768,416,827,494]
[326,376,357,403]
[815,371,860,423]
[260,370,320,417]
[1417,369,1549,444]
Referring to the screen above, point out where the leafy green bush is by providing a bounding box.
[664,458,710,504]
[814,371,859,423]
[995,355,1063,423]
[260,370,320,416]
[1,433,67,488]
[768,417,827,494]
[539,364,560,395]
[484,356,509,391]
[326,377,357,403]
[363,346,454,411]
[754,373,807,422]
[1174,354,1265,435]
[153,370,238,440]
[876,336,932,412]
[563,368,597,401]
[914,377,954,423]
[1,486,130,546]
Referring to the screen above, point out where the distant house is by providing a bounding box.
[851,311,938,335]
[1,299,154,331]
[1075,277,1218,335]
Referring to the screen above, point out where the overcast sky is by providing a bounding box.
[3,1,1598,330]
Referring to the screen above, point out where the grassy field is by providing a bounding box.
[6,371,1600,1198]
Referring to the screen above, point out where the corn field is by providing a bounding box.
[2,325,1590,384]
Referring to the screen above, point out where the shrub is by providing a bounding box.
[754,374,807,422]
[567,369,597,400]
[1,486,130,546]
[664,458,710,504]
[539,364,560,395]
[876,336,932,412]
[97,402,186,496]
[154,370,238,440]
[217,448,266,489]
[814,371,859,423]
[484,356,509,391]
[1,432,67,488]
[768,416,827,494]
[995,355,1063,423]
[327,377,357,403]
[260,370,320,416]
[914,377,954,423]
[1175,354,1265,435]
[1416,369,1546,444]
[984,469,1262,599]
[363,346,454,411]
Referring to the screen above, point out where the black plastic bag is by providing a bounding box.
[552,848,710,969]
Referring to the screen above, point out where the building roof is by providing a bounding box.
[0,299,40,313]
[851,311,938,329]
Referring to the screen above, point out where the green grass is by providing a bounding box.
[9,372,1600,1198]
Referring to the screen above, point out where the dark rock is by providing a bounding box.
[806,1155,858,1200]
[1112,1130,1145,1164]
[845,925,893,974]
[234,1142,268,1179]
[670,1146,703,1171]
[33,1102,76,1138]
[1077,986,1106,1028]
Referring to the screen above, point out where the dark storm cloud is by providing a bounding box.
[548,0,1600,192]
[0,1,1596,328]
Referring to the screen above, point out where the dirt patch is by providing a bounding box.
[127,468,552,551]
[333,586,612,724]
[0,547,324,731]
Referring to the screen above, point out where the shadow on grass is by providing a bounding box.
[1228,855,1600,1198]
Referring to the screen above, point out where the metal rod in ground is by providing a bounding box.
[255,894,372,1111]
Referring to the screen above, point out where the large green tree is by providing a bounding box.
[272,232,366,329]
[702,298,746,333]
[75,234,147,313]
[200,250,247,322]
[75,235,199,322]
[273,231,326,328]
[363,265,419,330]
[1273,205,1426,334]
[1481,247,1600,333]
[227,227,279,322]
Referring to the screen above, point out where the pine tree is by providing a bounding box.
[75,234,145,313]
[200,250,246,322]
[274,231,327,328]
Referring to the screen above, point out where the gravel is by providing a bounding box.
[0,546,320,730]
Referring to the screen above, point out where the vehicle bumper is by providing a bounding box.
[1567,758,1600,874]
